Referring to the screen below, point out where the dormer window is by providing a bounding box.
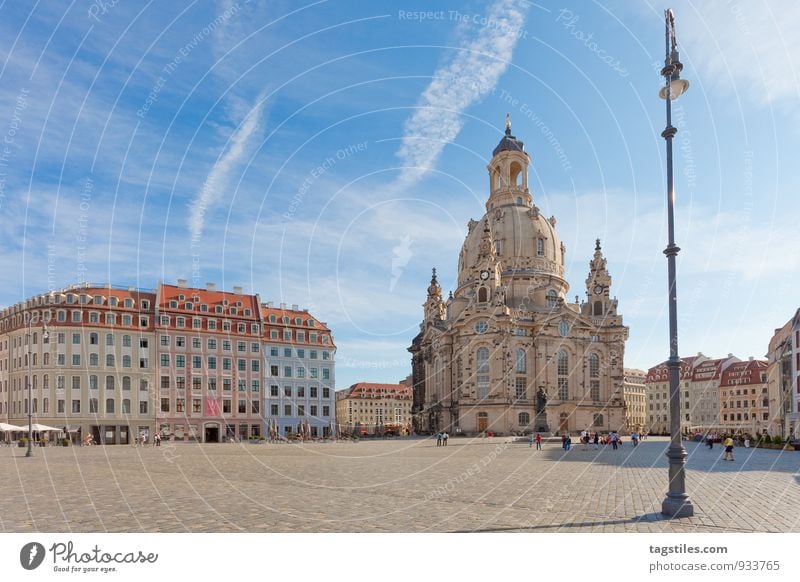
[178,294,185,301]
[192,295,200,302]
[169,300,178,309]
[185,303,193,310]
[200,304,208,312]
[215,305,223,314]
[109,297,118,307]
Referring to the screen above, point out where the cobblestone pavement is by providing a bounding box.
[1,437,798,532]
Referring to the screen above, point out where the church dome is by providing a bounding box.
[458,205,564,283]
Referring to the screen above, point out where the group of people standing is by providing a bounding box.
[435,431,449,446]
[561,430,626,451]
[705,434,736,461]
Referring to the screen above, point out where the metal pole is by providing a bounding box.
[661,9,693,518]
[26,321,34,458]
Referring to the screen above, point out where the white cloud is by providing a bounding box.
[669,0,800,111]
[394,0,529,188]
[188,94,267,240]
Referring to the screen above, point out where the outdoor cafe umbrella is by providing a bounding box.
[0,422,20,432]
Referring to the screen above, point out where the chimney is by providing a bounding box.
[177,279,188,288]
[233,286,243,295]
[727,353,733,358]
[266,301,273,308]
[292,304,299,311]
[280,303,286,310]
[749,356,754,361]
[206,283,216,292]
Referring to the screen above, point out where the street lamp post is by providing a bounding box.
[659,8,694,518]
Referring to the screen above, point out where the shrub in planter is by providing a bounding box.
[773,435,784,445]
[62,438,70,447]
[18,437,28,448]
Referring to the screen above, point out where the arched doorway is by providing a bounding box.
[559,412,569,433]
[477,412,488,433]
[204,422,220,443]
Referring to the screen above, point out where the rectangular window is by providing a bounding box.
[270,365,279,377]
[192,337,201,349]
[310,386,318,398]
[297,367,305,378]
[284,366,292,378]
[161,376,170,389]
[208,339,217,350]
[223,400,231,413]
[161,398,170,412]
[192,377,201,391]
[176,355,185,368]
[208,378,217,391]
[176,399,185,413]
[322,368,330,380]
[515,378,526,400]
[176,377,185,390]
[284,386,292,398]
[322,406,330,417]
[271,404,279,416]
[192,356,202,369]
[284,404,292,416]
[284,348,292,358]
[160,354,169,367]
[297,386,305,398]
[72,399,80,413]
[251,360,260,372]
[223,379,231,391]
[238,400,247,414]
[270,347,278,357]
[590,380,600,401]
[193,399,201,413]
[237,341,246,352]
[270,385,279,397]
[208,356,217,369]
[160,335,169,347]
[237,359,246,372]
[558,378,568,400]
[322,387,330,399]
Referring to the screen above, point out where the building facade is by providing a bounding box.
[622,368,646,433]
[409,120,628,436]
[262,303,336,437]
[645,356,703,435]
[0,284,157,444]
[155,281,263,443]
[767,310,800,439]
[719,358,770,435]
[335,382,412,436]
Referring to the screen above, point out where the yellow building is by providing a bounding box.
[622,368,646,433]
[335,382,412,436]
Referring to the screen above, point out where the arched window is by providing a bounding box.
[593,413,604,427]
[518,412,530,426]
[106,354,115,367]
[478,287,488,303]
[106,375,114,390]
[434,357,443,402]
[122,355,131,368]
[43,397,49,413]
[122,399,131,414]
[593,301,603,316]
[89,332,98,345]
[510,161,523,187]
[537,238,545,256]
[546,290,557,308]
[516,348,526,373]
[43,353,49,365]
[477,347,489,399]
[89,375,98,390]
[122,376,131,391]
[106,398,115,414]
[493,169,502,190]
[557,350,569,400]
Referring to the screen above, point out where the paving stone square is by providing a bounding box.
[1,436,798,532]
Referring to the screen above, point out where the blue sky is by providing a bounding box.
[0,0,798,389]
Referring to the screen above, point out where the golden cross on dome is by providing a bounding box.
[505,112,511,134]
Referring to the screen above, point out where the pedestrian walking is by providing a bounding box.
[611,431,619,450]
[744,437,750,448]
[561,433,567,450]
[631,431,639,447]
[565,434,572,451]
[436,432,442,447]
[593,432,599,450]
[529,434,534,448]
[535,432,542,450]
[723,436,735,461]
[442,431,449,446]
[706,434,714,450]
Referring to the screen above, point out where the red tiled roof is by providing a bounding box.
[338,382,412,400]
[719,359,768,386]
[260,305,334,348]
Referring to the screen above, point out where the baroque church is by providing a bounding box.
[409,118,628,436]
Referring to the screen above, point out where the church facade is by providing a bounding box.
[409,120,628,436]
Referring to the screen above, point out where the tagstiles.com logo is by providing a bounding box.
[19,541,158,574]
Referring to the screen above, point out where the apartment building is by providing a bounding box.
[155,281,263,443]
[262,303,336,437]
[0,284,157,444]
[335,382,412,436]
